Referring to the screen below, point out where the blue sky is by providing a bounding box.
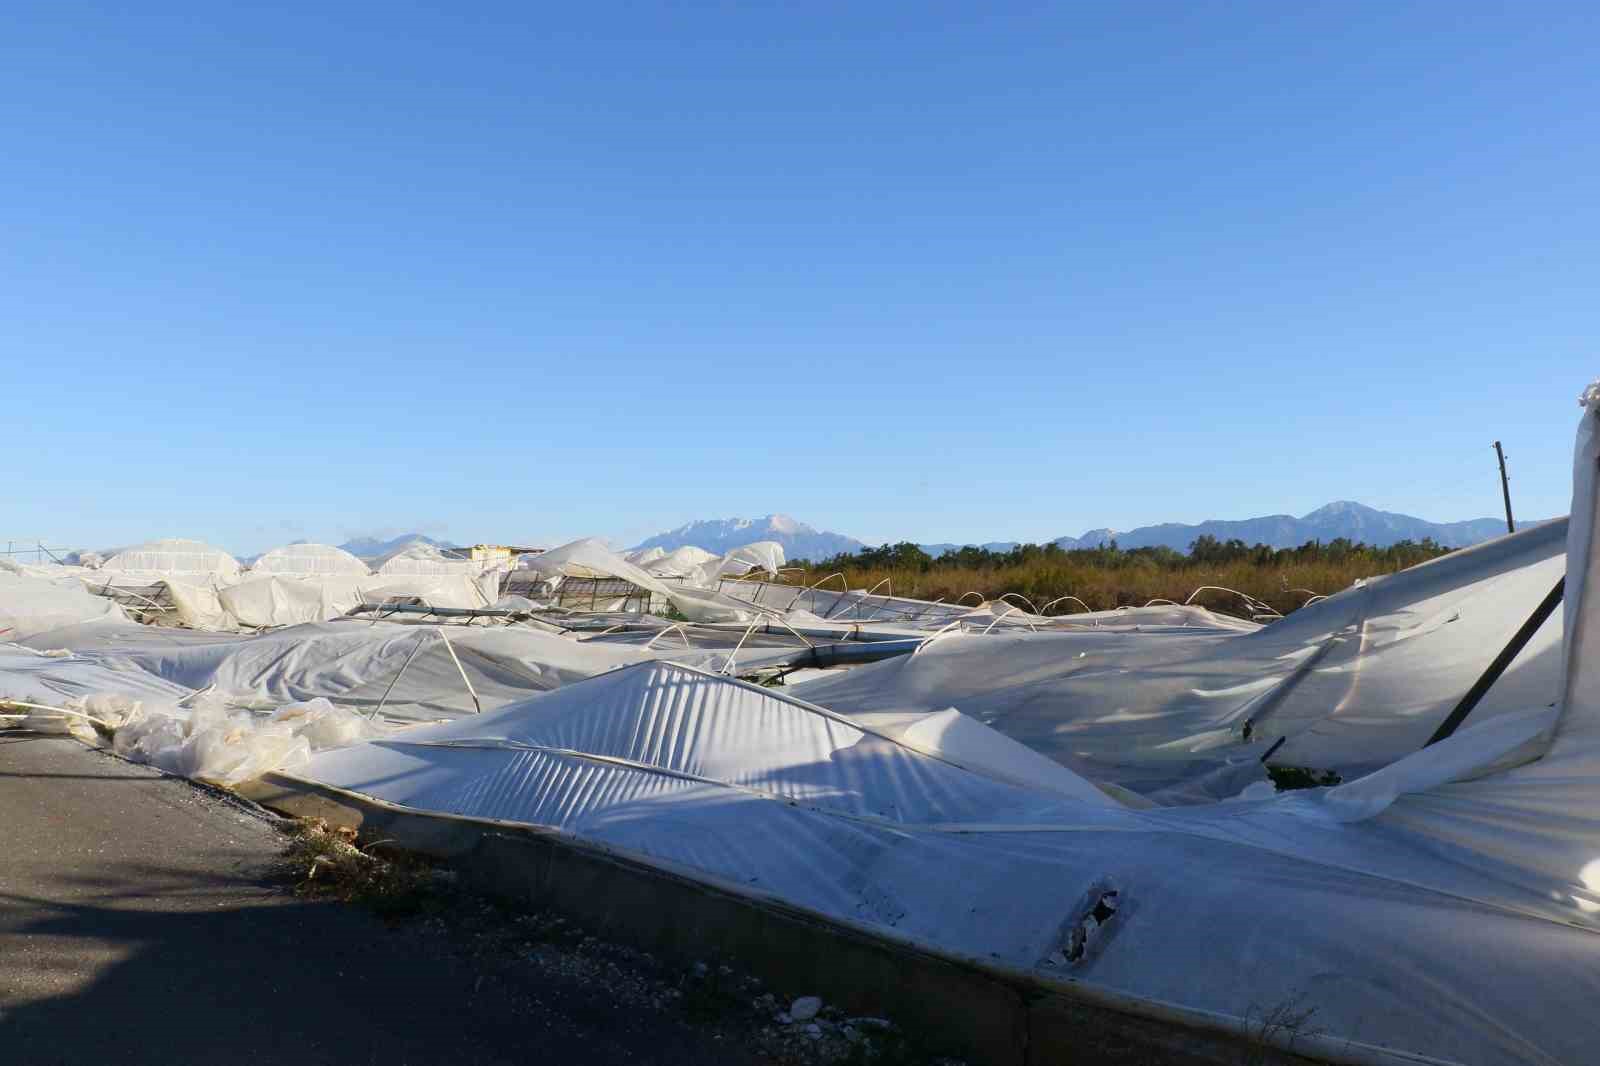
[3,2,1595,555]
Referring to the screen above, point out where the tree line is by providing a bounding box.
[801,535,1453,574]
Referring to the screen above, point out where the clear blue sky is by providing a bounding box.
[3,2,1595,555]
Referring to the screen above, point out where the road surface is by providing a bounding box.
[0,734,767,1065]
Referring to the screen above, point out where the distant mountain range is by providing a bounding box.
[339,503,1526,570]
[1046,501,1523,552]
[633,515,866,562]
[633,502,1529,563]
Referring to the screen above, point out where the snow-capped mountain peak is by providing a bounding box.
[633,515,861,562]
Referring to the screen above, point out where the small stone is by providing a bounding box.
[843,1027,862,1043]
[776,1012,793,1025]
[790,996,823,1021]
[805,1023,822,1038]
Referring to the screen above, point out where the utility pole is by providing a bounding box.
[1493,440,1515,534]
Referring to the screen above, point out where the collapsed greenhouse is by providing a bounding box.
[6,387,1600,1065]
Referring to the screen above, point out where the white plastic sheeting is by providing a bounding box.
[218,573,498,628]
[0,664,387,787]
[11,619,808,721]
[0,568,129,640]
[537,539,781,592]
[375,542,486,578]
[634,545,716,577]
[110,695,387,786]
[689,541,787,584]
[98,538,243,584]
[790,518,1566,789]
[722,576,1260,634]
[249,543,371,577]
[92,572,500,633]
[292,663,1600,1066]
[518,538,647,583]
[0,644,192,707]
[625,546,670,567]
[629,541,787,587]
[516,538,762,623]
[629,542,785,584]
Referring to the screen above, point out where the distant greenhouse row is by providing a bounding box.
[76,538,485,581]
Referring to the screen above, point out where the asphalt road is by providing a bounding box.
[0,735,766,1066]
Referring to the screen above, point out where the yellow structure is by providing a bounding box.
[468,544,513,565]
[468,544,544,564]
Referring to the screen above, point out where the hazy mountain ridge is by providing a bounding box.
[353,501,1527,572]
[337,532,456,562]
[917,541,1021,556]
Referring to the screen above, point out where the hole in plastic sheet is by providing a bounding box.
[1042,884,1122,968]
[1064,889,1119,963]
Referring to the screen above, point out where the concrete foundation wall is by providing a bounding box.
[245,773,1326,1066]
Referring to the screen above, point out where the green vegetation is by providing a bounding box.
[785,536,1454,619]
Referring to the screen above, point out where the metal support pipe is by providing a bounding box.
[1425,576,1564,747]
